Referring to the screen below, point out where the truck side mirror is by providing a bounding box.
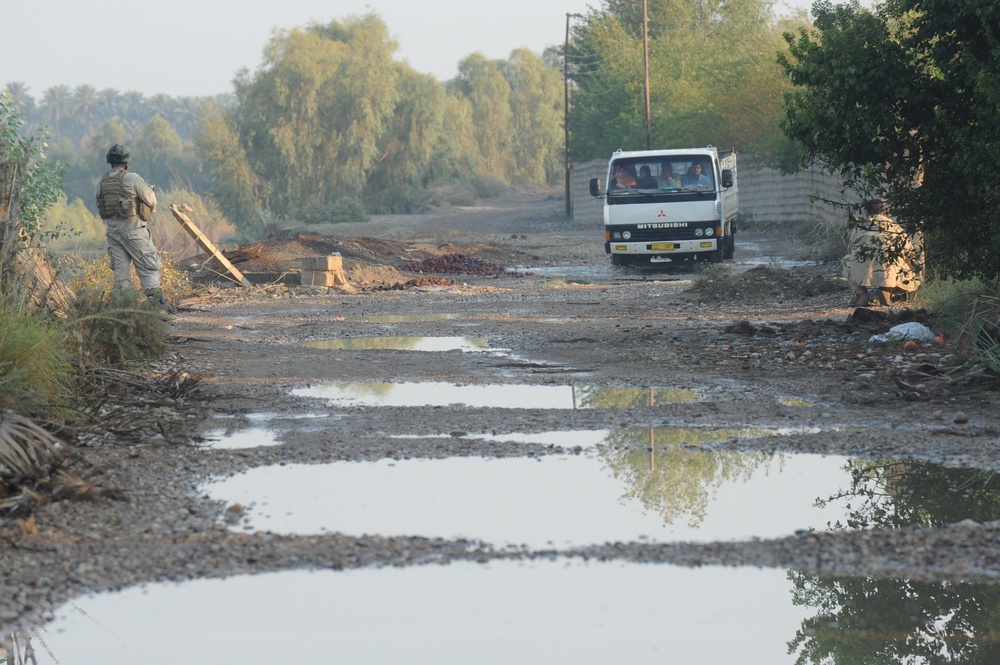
[589,178,604,198]
[721,169,734,189]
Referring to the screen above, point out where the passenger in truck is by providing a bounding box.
[610,165,638,189]
[660,164,681,189]
[636,165,658,189]
[682,162,712,188]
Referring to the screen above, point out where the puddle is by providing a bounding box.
[301,336,494,352]
[202,451,854,547]
[291,382,700,408]
[202,426,281,449]
[32,559,1000,664]
[779,397,816,407]
[202,413,334,450]
[31,561,804,663]
[354,313,470,323]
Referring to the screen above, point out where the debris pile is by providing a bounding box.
[372,277,458,291]
[402,253,533,277]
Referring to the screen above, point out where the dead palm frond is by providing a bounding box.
[0,410,64,483]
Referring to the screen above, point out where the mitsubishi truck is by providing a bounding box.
[589,146,738,266]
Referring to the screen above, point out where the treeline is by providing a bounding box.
[197,14,564,238]
[568,0,808,167]
[6,2,808,244]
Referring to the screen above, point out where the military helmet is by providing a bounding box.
[106,144,131,164]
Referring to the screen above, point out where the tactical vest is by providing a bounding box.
[97,169,136,220]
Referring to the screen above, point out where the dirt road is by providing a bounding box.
[3,190,1000,646]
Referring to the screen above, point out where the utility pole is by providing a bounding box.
[642,0,652,149]
[564,13,577,219]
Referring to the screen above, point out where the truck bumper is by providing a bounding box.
[608,238,718,256]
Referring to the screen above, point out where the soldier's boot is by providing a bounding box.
[143,287,167,308]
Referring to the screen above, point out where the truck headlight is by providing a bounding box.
[622,231,631,240]
[694,228,704,237]
[704,227,714,236]
[612,232,622,240]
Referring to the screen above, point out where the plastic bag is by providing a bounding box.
[869,322,936,343]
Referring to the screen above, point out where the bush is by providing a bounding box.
[59,255,193,304]
[0,300,76,420]
[68,288,170,365]
[794,217,848,263]
[301,198,369,224]
[914,278,1000,379]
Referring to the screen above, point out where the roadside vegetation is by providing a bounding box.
[1,94,181,424]
[778,0,1000,375]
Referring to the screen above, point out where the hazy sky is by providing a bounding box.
[5,0,816,99]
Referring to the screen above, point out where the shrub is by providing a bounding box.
[68,288,169,366]
[0,300,76,420]
[301,198,369,224]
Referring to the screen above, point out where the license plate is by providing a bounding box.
[650,242,675,251]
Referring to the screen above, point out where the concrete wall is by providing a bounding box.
[569,158,852,228]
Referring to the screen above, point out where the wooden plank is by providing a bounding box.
[168,204,251,287]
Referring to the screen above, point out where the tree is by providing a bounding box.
[363,66,448,213]
[0,93,64,292]
[133,116,186,190]
[504,49,563,185]
[195,105,263,241]
[451,53,515,181]
[226,13,400,220]
[778,0,1000,281]
[567,0,793,161]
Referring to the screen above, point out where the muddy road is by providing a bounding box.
[4,191,1000,661]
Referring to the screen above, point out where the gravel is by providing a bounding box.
[1,200,999,635]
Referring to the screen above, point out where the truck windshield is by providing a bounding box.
[607,155,715,195]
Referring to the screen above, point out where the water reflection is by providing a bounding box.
[786,462,1000,662]
[201,452,852,546]
[301,336,491,352]
[818,460,1000,529]
[788,573,1000,663]
[291,382,700,409]
[601,427,780,527]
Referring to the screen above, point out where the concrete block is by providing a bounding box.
[300,255,343,271]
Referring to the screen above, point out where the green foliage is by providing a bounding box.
[68,288,169,366]
[779,0,1000,282]
[0,297,76,419]
[40,195,104,251]
[1,92,64,241]
[230,15,400,220]
[567,0,794,161]
[195,105,265,242]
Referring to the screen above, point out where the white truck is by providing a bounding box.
[589,146,738,266]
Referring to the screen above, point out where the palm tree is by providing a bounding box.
[2,81,36,121]
[72,84,99,145]
[40,84,72,137]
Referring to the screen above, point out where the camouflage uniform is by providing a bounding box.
[95,146,164,304]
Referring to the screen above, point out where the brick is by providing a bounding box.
[300,255,343,271]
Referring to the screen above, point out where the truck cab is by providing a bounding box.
[590,147,738,266]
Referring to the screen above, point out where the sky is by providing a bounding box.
[4,0,816,99]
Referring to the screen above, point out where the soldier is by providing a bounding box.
[95,144,165,305]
